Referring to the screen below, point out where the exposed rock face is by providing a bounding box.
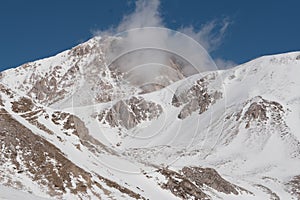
[158,167,248,200]
[29,71,63,104]
[244,102,268,121]
[181,167,245,195]
[0,107,143,199]
[69,43,93,57]
[219,95,300,161]
[5,85,114,156]
[0,108,97,197]
[254,184,280,200]
[98,96,162,129]
[159,168,208,200]
[25,63,81,106]
[96,175,145,200]
[287,175,300,199]
[172,76,222,119]
[51,111,115,154]
[240,96,284,129]
[1,37,105,107]
[221,96,286,145]
[0,83,13,98]
[3,37,194,108]
[0,81,146,198]
[11,97,35,113]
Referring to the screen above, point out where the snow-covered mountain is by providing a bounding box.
[1,36,300,199]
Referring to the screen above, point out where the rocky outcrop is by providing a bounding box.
[158,166,248,200]
[11,97,35,113]
[159,167,208,200]
[8,91,113,155]
[98,96,162,129]
[181,167,245,195]
[287,175,300,199]
[240,96,284,129]
[172,76,222,119]
[0,83,13,99]
[51,111,115,154]
[221,96,287,146]
[28,64,80,106]
[69,43,92,57]
[0,108,143,199]
[0,108,98,197]
[254,184,279,200]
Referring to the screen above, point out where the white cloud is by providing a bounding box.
[117,0,162,31]
[215,58,237,69]
[93,0,234,82]
[178,18,231,52]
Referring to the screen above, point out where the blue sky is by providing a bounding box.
[0,0,299,71]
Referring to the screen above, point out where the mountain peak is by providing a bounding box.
[1,37,300,199]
